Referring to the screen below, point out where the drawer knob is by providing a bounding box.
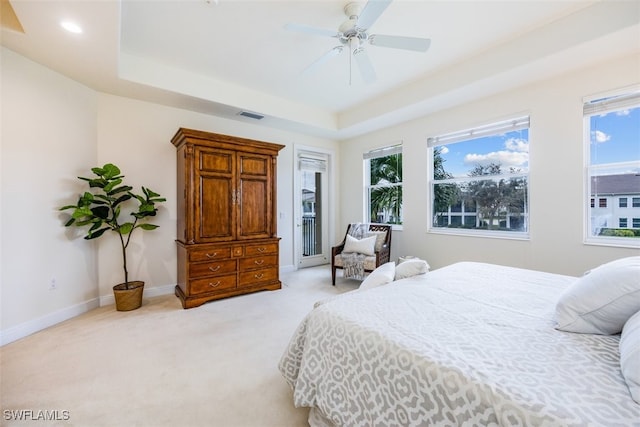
[254,273,264,279]
[257,247,266,253]
[254,259,264,265]
[209,265,221,272]
[209,281,221,288]
[206,252,218,258]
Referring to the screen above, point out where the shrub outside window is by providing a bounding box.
[364,144,403,226]
[584,88,640,245]
[428,117,530,237]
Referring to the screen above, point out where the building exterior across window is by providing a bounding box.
[590,174,640,235]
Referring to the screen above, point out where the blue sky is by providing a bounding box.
[437,106,639,178]
[590,106,640,166]
[438,128,529,178]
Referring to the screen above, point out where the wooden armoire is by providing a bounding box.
[171,128,285,309]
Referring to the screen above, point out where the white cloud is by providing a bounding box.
[440,146,449,154]
[616,109,630,116]
[591,130,611,144]
[462,138,529,170]
[463,151,529,169]
[504,138,529,153]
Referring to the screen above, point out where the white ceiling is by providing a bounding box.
[2,0,639,139]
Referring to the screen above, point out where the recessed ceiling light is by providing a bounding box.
[60,21,82,34]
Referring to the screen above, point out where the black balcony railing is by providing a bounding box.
[302,216,318,256]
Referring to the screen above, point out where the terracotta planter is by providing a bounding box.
[112,281,144,311]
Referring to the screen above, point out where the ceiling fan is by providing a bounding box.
[284,0,430,85]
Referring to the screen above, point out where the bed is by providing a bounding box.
[279,261,640,427]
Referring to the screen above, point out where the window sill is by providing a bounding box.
[584,237,640,249]
[428,227,530,241]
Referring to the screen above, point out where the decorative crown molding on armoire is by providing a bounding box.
[171,128,285,309]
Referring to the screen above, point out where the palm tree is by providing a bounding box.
[369,153,402,224]
[432,147,459,225]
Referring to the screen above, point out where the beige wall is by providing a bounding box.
[340,53,639,276]
[1,47,99,337]
[0,47,337,343]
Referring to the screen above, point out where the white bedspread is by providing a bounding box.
[279,262,640,427]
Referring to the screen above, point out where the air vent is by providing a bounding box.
[238,111,264,120]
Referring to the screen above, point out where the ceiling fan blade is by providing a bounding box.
[353,48,376,84]
[369,34,431,52]
[356,0,393,30]
[303,46,344,74]
[284,23,340,38]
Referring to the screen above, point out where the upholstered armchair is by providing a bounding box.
[331,223,392,286]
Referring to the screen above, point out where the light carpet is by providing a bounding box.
[1,265,359,427]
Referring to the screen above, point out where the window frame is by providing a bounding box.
[363,143,403,229]
[583,86,640,248]
[427,116,531,240]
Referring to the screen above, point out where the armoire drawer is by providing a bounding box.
[189,274,237,295]
[189,259,237,278]
[239,255,278,271]
[189,246,231,262]
[244,243,278,257]
[239,267,278,287]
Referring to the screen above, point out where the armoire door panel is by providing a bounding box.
[199,176,234,240]
[238,178,270,239]
[199,149,233,173]
[239,155,268,176]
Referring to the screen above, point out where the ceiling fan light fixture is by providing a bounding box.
[285,0,430,85]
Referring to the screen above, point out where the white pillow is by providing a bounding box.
[343,234,376,256]
[359,262,396,290]
[366,231,387,252]
[620,310,640,403]
[555,256,640,334]
[395,259,430,280]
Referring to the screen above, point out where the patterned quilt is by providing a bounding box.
[279,262,640,427]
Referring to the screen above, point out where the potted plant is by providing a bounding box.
[59,163,166,311]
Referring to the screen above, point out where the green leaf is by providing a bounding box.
[118,223,134,235]
[88,178,107,189]
[103,178,123,193]
[89,220,104,231]
[143,187,161,198]
[139,223,159,231]
[72,206,93,218]
[86,228,109,239]
[91,206,110,219]
[109,185,133,195]
[64,217,76,227]
[102,163,121,179]
[112,194,132,208]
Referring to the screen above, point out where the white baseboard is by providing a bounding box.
[1,284,178,346]
[98,283,176,307]
[280,264,296,273]
[0,298,99,346]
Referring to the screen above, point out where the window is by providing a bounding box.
[585,88,640,245]
[428,116,529,236]
[364,144,402,225]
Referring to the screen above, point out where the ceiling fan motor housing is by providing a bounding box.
[339,2,367,48]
